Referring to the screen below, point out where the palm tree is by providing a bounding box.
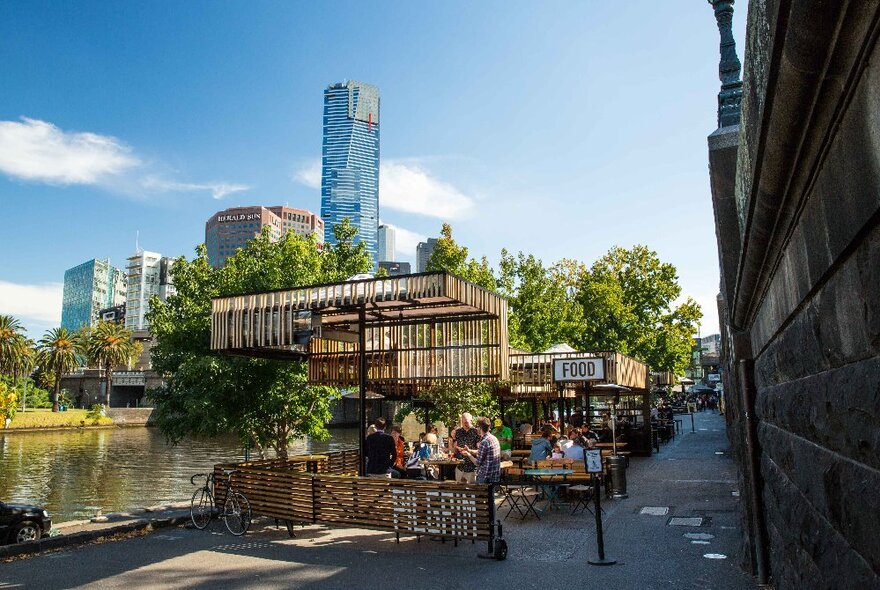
[0,315,30,377]
[37,328,81,413]
[85,321,136,407]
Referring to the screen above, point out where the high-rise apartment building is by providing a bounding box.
[377,224,395,262]
[61,259,127,331]
[321,80,380,262]
[205,205,324,267]
[125,250,176,331]
[416,238,439,273]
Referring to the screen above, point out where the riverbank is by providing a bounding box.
[6,408,113,430]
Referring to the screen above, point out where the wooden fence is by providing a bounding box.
[212,455,501,554]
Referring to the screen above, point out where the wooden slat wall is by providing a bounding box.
[213,460,493,541]
[307,315,508,396]
[507,350,650,398]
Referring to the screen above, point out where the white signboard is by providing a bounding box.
[585,449,603,474]
[553,357,605,382]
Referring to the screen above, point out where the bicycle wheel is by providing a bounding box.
[190,488,213,530]
[223,492,251,536]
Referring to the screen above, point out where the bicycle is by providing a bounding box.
[190,469,252,536]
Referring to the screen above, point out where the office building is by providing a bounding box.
[378,261,411,276]
[61,259,126,331]
[125,250,177,331]
[416,238,438,273]
[205,205,323,267]
[321,80,380,262]
[377,224,395,263]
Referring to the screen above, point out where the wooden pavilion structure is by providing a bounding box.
[210,272,509,473]
[505,349,653,455]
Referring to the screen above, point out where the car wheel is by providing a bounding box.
[12,521,41,544]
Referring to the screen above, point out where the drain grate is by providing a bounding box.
[640,506,670,516]
[668,517,704,527]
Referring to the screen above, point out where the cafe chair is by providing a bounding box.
[499,466,542,520]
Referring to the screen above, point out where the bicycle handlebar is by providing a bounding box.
[191,473,208,486]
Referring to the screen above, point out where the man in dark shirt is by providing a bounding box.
[364,417,396,477]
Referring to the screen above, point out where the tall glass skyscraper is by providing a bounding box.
[61,259,126,332]
[321,80,380,262]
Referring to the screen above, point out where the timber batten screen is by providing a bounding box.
[210,272,508,397]
[507,351,649,399]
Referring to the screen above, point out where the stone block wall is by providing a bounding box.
[710,1,880,587]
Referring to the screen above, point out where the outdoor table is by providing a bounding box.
[420,459,462,481]
[289,454,328,474]
[524,468,574,514]
[595,442,628,449]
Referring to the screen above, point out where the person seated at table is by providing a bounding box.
[529,427,554,463]
[563,435,588,460]
[365,417,396,478]
[492,418,513,460]
[428,426,446,451]
[417,432,431,460]
[519,421,533,435]
[452,413,480,484]
[390,424,407,478]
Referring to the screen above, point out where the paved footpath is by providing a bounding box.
[0,412,756,589]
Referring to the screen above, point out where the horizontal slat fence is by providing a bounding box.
[212,452,494,545]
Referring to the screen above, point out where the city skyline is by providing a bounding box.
[0,2,746,338]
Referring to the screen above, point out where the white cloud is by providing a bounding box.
[381,161,474,219]
[0,117,250,200]
[293,158,475,219]
[141,177,250,199]
[0,117,139,184]
[292,159,321,189]
[0,280,63,327]
[380,222,426,259]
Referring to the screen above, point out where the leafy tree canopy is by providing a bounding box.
[573,245,701,374]
[415,381,499,433]
[426,223,496,291]
[498,250,583,352]
[147,223,371,458]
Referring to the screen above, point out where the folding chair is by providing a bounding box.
[499,467,542,520]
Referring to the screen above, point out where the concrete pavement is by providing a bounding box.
[0,412,756,589]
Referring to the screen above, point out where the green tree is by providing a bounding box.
[573,245,701,374]
[426,223,496,290]
[37,327,81,412]
[498,250,583,352]
[415,381,499,434]
[0,315,32,378]
[148,225,370,458]
[319,218,374,282]
[84,321,137,407]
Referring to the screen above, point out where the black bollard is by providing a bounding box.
[588,474,616,566]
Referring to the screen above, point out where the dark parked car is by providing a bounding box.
[0,502,52,544]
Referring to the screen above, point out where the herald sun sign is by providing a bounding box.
[553,357,605,382]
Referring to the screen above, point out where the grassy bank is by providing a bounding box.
[6,409,114,429]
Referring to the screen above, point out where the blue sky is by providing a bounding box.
[0,1,746,338]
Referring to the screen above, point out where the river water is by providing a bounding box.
[0,427,359,524]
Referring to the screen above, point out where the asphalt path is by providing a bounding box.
[0,412,756,590]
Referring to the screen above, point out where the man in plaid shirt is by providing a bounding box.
[462,416,502,484]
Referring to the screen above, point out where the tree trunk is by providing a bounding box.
[104,365,112,407]
[52,373,60,413]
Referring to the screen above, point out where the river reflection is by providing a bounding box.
[0,427,359,523]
